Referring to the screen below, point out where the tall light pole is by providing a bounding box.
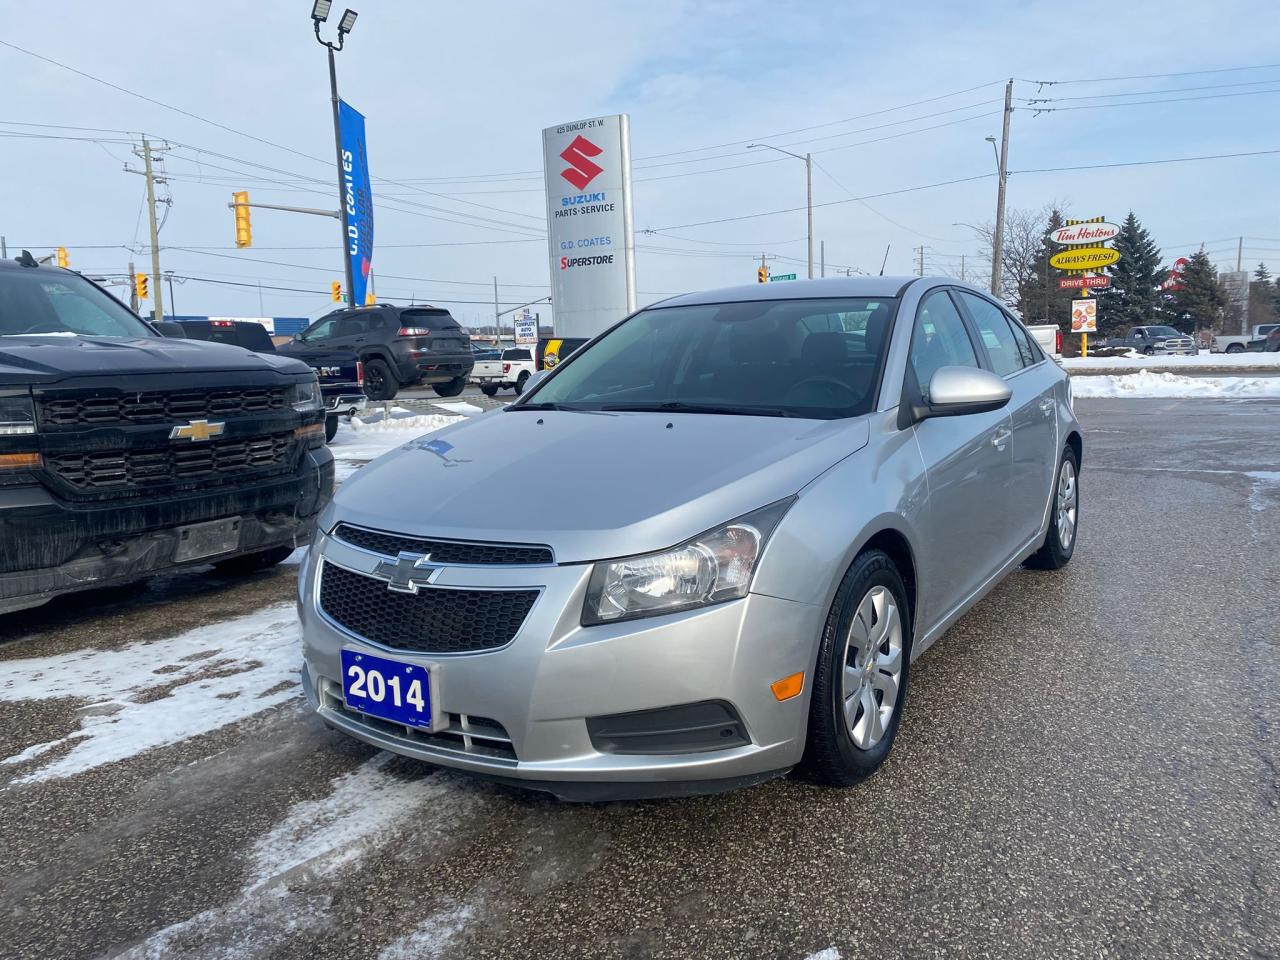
[748,143,813,279]
[988,79,1013,299]
[312,1,359,306]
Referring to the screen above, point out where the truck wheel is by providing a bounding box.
[324,415,339,443]
[363,359,398,401]
[213,546,294,576]
[798,549,912,788]
[1143,346,1155,356]
[513,371,530,395]
[1225,343,1245,354]
[432,377,466,398]
[479,384,499,397]
[1025,445,1079,570]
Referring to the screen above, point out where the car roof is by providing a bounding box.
[648,275,980,309]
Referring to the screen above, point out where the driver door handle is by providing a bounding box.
[991,426,1012,451]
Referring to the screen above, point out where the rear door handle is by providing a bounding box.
[991,427,1012,450]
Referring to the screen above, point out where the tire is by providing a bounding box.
[1225,343,1245,354]
[432,377,466,398]
[1143,346,1155,356]
[213,545,294,576]
[797,549,912,788]
[324,415,338,443]
[362,359,398,401]
[513,371,530,396]
[479,384,499,397]
[1025,445,1080,570]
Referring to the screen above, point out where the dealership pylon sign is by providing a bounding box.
[543,115,636,338]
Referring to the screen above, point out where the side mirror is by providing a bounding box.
[913,366,1011,422]
[154,322,187,338]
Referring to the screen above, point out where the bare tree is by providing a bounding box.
[966,203,1066,312]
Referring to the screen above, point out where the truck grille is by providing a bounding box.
[333,523,553,566]
[47,432,292,491]
[39,387,287,428]
[319,562,538,654]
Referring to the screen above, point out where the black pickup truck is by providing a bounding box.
[172,319,365,442]
[0,256,334,616]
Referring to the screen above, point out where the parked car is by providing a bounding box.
[1247,326,1280,352]
[291,305,474,402]
[1213,324,1280,354]
[1110,325,1196,356]
[174,319,365,443]
[0,254,333,616]
[1025,322,1063,360]
[472,347,536,395]
[298,276,1082,800]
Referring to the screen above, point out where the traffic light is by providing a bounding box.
[757,266,769,284]
[135,274,149,300]
[331,281,343,302]
[55,247,69,268]
[232,191,252,248]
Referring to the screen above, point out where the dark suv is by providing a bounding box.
[285,304,473,400]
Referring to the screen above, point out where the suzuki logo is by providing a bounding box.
[373,551,444,594]
[169,419,225,442]
[559,135,604,190]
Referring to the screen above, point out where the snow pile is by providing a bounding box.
[0,603,302,783]
[350,413,461,433]
[328,412,461,482]
[1064,352,1280,371]
[1072,369,1280,399]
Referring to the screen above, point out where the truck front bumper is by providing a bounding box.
[0,447,334,616]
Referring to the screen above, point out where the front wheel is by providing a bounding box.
[432,377,466,398]
[1143,346,1155,356]
[1225,343,1245,354]
[798,549,911,788]
[324,415,338,443]
[1025,446,1079,570]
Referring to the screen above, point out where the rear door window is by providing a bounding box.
[908,290,980,391]
[956,292,1026,377]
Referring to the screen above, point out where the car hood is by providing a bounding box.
[0,335,311,384]
[328,409,871,563]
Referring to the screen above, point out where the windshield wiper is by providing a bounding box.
[598,401,793,418]
[508,401,577,412]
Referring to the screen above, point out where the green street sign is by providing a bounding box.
[769,273,797,282]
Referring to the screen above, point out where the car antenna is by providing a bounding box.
[16,250,39,268]
[878,244,890,276]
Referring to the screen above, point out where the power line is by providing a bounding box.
[1021,62,1280,87]
[1025,78,1280,103]
[1012,147,1280,174]
[1030,87,1280,113]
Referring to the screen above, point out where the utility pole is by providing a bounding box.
[1,236,6,259]
[493,276,500,341]
[128,260,139,312]
[821,240,825,278]
[805,153,813,279]
[990,79,1014,298]
[915,245,926,277]
[140,137,166,324]
[960,254,966,282]
[1237,236,1243,272]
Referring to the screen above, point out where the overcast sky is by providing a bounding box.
[3,0,1278,327]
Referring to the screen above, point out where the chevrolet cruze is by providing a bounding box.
[298,277,1082,800]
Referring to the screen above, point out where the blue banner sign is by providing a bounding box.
[338,100,374,306]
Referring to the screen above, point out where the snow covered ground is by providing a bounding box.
[1063,352,1280,371]
[1072,369,1280,399]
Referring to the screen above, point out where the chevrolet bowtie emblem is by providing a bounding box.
[374,551,444,594]
[169,419,225,442]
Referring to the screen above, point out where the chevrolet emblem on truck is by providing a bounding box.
[169,419,225,442]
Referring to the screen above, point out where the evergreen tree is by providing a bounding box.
[1168,249,1228,334]
[1021,208,1075,329]
[1256,263,1272,284]
[1098,211,1168,337]
[1249,263,1275,329]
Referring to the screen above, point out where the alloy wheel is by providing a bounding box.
[840,585,903,750]
[1056,459,1078,550]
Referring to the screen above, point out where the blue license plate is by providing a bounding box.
[341,649,435,730]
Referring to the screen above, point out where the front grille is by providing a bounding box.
[319,562,538,654]
[333,523,553,565]
[39,387,287,428]
[47,432,292,491]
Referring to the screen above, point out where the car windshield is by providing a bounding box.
[1147,326,1181,337]
[521,297,896,420]
[0,268,155,338]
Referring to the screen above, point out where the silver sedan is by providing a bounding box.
[298,277,1082,800]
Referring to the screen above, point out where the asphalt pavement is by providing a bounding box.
[1,398,1277,960]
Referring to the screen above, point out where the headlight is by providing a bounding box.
[0,394,36,435]
[289,377,322,413]
[581,499,794,626]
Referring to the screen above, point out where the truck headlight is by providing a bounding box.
[289,377,322,413]
[581,499,794,626]
[0,394,36,436]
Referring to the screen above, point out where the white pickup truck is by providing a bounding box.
[1026,323,1063,360]
[472,347,537,395]
[1212,324,1280,353]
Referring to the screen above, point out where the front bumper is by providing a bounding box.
[298,527,821,800]
[0,447,334,616]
